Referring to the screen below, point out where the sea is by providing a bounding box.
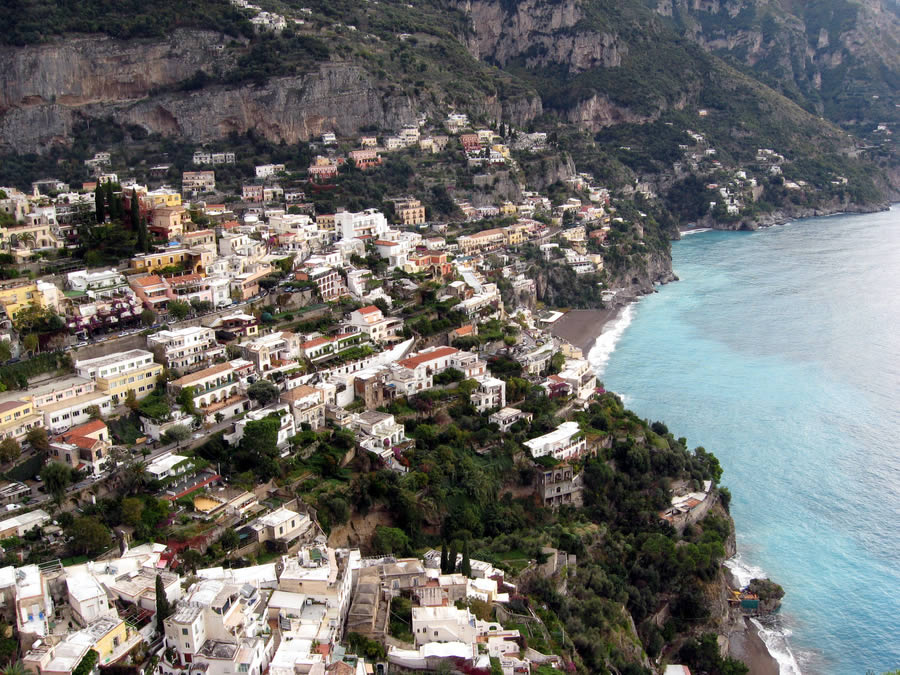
[588,206,900,674]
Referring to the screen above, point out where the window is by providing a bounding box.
[182,628,189,635]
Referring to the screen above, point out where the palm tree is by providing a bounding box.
[1,661,34,675]
[18,232,36,250]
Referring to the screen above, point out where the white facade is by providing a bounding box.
[524,422,586,461]
[334,209,389,241]
[75,350,156,381]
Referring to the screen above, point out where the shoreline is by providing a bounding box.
[568,302,794,675]
[547,308,620,354]
[679,200,893,234]
[728,617,781,675]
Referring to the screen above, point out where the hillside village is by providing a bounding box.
[0,111,750,675]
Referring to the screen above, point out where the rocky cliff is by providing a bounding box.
[0,28,542,154]
[458,0,624,72]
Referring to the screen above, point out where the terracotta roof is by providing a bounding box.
[0,400,28,414]
[62,419,107,438]
[281,386,322,402]
[398,346,458,369]
[132,275,164,288]
[357,306,380,315]
[300,336,334,350]
[167,273,204,286]
[454,325,475,336]
[470,228,505,239]
[172,362,232,387]
[373,240,398,246]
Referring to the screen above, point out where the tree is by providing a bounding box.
[167,300,191,321]
[441,541,449,574]
[372,526,410,556]
[0,340,11,364]
[448,539,459,573]
[72,651,98,675]
[120,497,144,527]
[247,379,280,407]
[95,184,105,223]
[1,661,35,675]
[176,387,196,416]
[132,189,149,253]
[25,427,49,453]
[124,389,138,411]
[163,425,192,447]
[461,538,472,577]
[0,438,20,464]
[22,334,38,355]
[141,309,156,326]
[180,549,204,574]
[155,574,170,635]
[67,516,111,555]
[41,461,72,506]
[86,405,102,421]
[220,528,240,551]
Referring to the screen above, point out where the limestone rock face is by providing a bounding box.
[0,28,542,153]
[459,0,624,72]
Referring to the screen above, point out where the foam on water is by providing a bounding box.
[597,206,900,674]
[586,303,634,377]
[679,227,713,236]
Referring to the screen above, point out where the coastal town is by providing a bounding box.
[0,110,779,675]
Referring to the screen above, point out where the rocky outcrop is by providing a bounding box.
[458,0,624,72]
[0,29,542,153]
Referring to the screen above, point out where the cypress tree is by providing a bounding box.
[104,181,114,220]
[155,574,170,635]
[448,540,458,574]
[461,539,472,577]
[440,541,448,574]
[130,188,140,228]
[94,184,104,224]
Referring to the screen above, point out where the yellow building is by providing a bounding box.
[129,249,203,274]
[146,189,182,208]
[0,282,40,321]
[499,201,517,217]
[394,199,426,226]
[92,617,133,665]
[0,399,43,441]
[316,213,336,233]
[505,223,528,246]
[95,362,164,405]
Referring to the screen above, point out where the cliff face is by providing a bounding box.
[458,0,624,72]
[0,29,542,153]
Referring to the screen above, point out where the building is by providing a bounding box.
[348,149,382,170]
[255,163,286,179]
[0,399,43,442]
[253,507,312,548]
[205,311,259,339]
[489,407,532,432]
[182,171,216,196]
[457,228,506,254]
[296,266,345,302]
[412,605,476,646]
[393,198,426,226]
[334,209,389,241]
[33,377,113,434]
[470,375,506,413]
[148,326,221,372]
[524,421,586,461]
[390,347,485,395]
[74,349,164,405]
[193,151,236,165]
[239,331,301,374]
[536,464,584,508]
[348,306,402,343]
[280,385,326,430]
[48,419,111,475]
[0,509,50,538]
[129,248,204,275]
[168,362,248,424]
[352,411,408,470]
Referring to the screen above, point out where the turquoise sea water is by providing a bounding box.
[590,206,900,674]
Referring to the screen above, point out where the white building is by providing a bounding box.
[348,305,402,343]
[412,605,476,646]
[227,405,295,449]
[147,326,222,372]
[524,422,586,461]
[255,164,286,179]
[470,375,506,413]
[334,209,389,241]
